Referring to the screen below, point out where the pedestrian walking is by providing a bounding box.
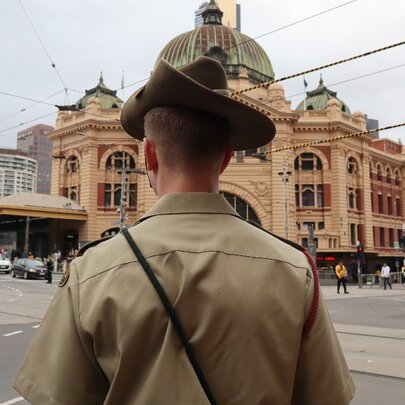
[14,56,354,404]
[401,264,405,285]
[381,262,392,290]
[46,255,53,284]
[335,259,349,294]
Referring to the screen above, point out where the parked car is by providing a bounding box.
[0,255,11,274]
[11,258,47,280]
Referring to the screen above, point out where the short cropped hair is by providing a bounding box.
[144,106,230,171]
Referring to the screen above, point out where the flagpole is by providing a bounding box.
[303,76,308,110]
[121,70,125,101]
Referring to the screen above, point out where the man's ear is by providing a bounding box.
[144,138,158,171]
[219,145,232,174]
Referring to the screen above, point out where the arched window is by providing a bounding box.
[376,165,383,181]
[221,192,261,225]
[106,152,136,170]
[386,167,392,184]
[294,153,322,171]
[66,156,79,173]
[394,170,401,186]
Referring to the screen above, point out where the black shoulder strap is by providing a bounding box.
[121,227,216,405]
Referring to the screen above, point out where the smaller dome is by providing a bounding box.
[296,76,350,113]
[75,73,123,110]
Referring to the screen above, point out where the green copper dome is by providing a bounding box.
[76,74,123,110]
[156,1,274,84]
[296,76,350,113]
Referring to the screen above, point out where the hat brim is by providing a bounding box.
[121,59,276,151]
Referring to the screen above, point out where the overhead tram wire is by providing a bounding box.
[225,0,359,52]
[267,123,405,154]
[232,40,405,97]
[17,0,69,102]
[113,1,359,92]
[1,42,404,140]
[0,89,66,123]
[241,62,405,117]
[0,111,57,135]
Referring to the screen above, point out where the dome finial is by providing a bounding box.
[99,71,104,86]
[319,74,324,87]
[202,0,223,25]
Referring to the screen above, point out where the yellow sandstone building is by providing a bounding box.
[48,2,404,274]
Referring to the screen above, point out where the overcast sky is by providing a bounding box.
[1,0,404,148]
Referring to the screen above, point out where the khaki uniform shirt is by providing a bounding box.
[14,193,354,404]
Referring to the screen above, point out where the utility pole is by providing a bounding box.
[307,224,317,262]
[356,241,363,288]
[24,216,30,254]
[119,152,128,229]
[278,164,292,239]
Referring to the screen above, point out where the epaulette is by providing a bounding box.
[247,220,319,336]
[58,234,115,288]
[76,234,115,257]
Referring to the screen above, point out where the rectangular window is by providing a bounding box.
[380,227,385,247]
[105,184,111,207]
[389,228,394,247]
[114,184,121,207]
[317,185,324,207]
[350,223,356,245]
[378,194,383,214]
[318,222,325,230]
[371,192,374,212]
[396,198,401,216]
[295,185,300,207]
[301,238,308,248]
[387,195,392,215]
[301,159,313,170]
[303,222,315,231]
[302,185,314,207]
[348,187,355,209]
[129,184,137,207]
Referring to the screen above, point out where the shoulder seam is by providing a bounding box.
[77,249,308,285]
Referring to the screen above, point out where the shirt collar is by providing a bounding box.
[135,192,240,224]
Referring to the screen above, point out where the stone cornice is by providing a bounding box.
[49,120,123,139]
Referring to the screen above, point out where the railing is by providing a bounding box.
[360,272,403,288]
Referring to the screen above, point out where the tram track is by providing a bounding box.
[350,369,405,381]
[0,310,42,321]
[336,330,405,341]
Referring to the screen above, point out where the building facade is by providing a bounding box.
[0,149,37,197]
[17,124,54,194]
[48,2,404,274]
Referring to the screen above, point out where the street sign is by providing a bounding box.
[394,241,400,249]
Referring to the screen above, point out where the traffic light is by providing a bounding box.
[356,243,365,265]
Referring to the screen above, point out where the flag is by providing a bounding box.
[303,77,308,88]
[121,70,125,90]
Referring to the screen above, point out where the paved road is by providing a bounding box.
[1,274,404,404]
